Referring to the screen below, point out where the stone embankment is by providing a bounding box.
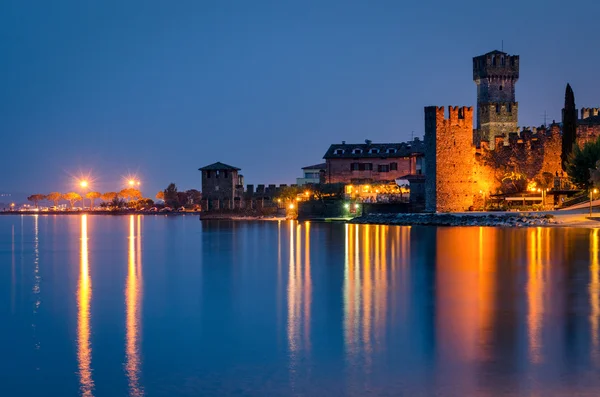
[350,213,558,227]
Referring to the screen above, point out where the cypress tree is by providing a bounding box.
[561,83,577,171]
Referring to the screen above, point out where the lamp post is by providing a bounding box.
[590,188,598,217]
[80,180,88,210]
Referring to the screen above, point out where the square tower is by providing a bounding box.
[473,50,519,149]
[199,162,241,209]
[424,106,475,212]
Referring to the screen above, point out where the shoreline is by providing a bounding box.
[3,209,600,228]
[0,210,193,216]
[350,210,600,228]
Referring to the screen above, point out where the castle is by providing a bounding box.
[425,50,600,212]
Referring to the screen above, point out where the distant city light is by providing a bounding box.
[80,180,88,188]
[289,204,295,209]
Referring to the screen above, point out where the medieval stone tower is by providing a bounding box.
[424,106,475,212]
[473,50,519,149]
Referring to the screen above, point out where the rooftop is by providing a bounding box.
[323,139,424,159]
[302,163,326,170]
[198,162,241,171]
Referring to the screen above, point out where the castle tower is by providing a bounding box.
[473,50,519,149]
[424,106,475,212]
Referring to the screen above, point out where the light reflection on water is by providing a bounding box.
[77,214,94,396]
[125,215,143,396]
[2,216,600,396]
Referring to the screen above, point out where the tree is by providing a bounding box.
[129,188,142,201]
[500,172,527,194]
[27,194,46,208]
[101,192,118,202]
[534,172,555,191]
[590,160,600,188]
[46,192,62,207]
[177,192,188,207]
[86,192,101,209]
[119,188,132,202]
[63,192,82,209]
[566,136,600,188]
[274,185,302,203]
[119,188,142,202]
[163,183,179,208]
[561,83,577,171]
[186,189,202,205]
[132,198,154,210]
[156,191,165,201]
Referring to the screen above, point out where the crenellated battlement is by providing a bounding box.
[473,51,519,80]
[425,106,473,122]
[581,107,600,120]
[480,102,518,115]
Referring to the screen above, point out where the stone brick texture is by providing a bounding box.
[425,106,476,212]
[201,170,237,202]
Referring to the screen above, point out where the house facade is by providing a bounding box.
[296,163,326,186]
[322,139,425,184]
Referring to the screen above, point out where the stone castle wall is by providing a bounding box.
[425,106,477,212]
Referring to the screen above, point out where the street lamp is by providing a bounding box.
[80,180,89,210]
[590,188,599,217]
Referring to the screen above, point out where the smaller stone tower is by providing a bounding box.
[199,162,241,210]
[473,50,519,149]
[425,106,475,212]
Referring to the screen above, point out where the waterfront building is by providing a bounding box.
[322,139,424,185]
[296,163,326,186]
[199,162,243,210]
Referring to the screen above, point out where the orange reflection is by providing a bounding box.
[126,215,144,396]
[435,227,496,362]
[527,227,545,364]
[77,214,94,396]
[590,228,599,362]
[343,225,393,366]
[287,221,312,365]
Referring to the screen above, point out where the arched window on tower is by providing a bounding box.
[492,56,496,66]
[496,104,500,114]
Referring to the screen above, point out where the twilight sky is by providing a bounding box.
[2,0,600,197]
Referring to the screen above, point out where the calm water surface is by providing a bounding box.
[1,215,600,396]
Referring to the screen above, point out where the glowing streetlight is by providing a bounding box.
[591,188,599,217]
[79,180,89,210]
[289,203,295,210]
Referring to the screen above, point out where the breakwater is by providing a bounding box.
[350,212,558,227]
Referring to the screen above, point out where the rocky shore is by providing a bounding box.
[350,212,558,227]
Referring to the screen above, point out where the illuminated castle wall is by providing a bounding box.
[425,50,600,212]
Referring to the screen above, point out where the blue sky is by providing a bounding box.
[2,0,599,197]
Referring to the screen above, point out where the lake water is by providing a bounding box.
[1,215,600,396]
